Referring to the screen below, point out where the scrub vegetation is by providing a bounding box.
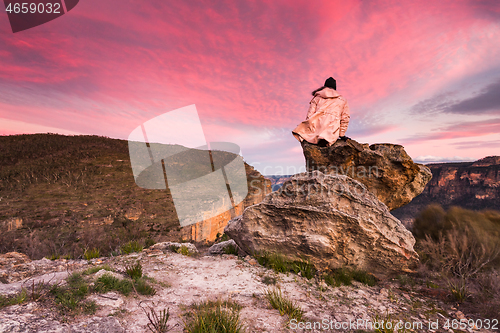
[413,204,500,318]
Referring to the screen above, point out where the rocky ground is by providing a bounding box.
[0,244,495,333]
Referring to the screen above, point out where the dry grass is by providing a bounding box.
[413,205,500,317]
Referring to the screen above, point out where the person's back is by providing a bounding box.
[292,77,350,147]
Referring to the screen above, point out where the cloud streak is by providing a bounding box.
[444,79,500,114]
[401,118,500,144]
[411,78,500,116]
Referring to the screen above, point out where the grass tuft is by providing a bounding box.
[255,252,317,279]
[121,240,144,254]
[183,299,245,333]
[93,273,133,296]
[83,248,100,260]
[263,286,303,322]
[125,261,143,280]
[135,278,157,296]
[142,304,174,333]
[50,272,97,316]
[323,267,377,287]
[177,245,192,256]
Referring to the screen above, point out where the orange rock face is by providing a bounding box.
[181,163,271,243]
[392,156,500,224]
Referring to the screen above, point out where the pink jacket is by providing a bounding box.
[292,88,350,146]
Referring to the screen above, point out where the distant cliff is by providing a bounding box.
[392,156,500,225]
[265,175,292,191]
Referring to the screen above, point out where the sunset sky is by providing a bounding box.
[1,0,499,175]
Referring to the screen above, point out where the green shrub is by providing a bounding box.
[134,278,156,296]
[323,274,336,287]
[83,248,100,260]
[396,275,416,289]
[0,288,30,309]
[290,260,316,280]
[412,204,449,240]
[121,240,143,254]
[351,269,377,286]
[256,252,289,273]
[332,268,352,286]
[13,288,28,304]
[0,295,11,308]
[264,287,303,322]
[189,299,242,312]
[94,274,133,296]
[83,301,98,315]
[447,277,470,303]
[50,272,96,315]
[177,245,191,256]
[125,262,143,280]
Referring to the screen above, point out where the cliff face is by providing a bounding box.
[266,175,291,191]
[180,163,272,243]
[392,156,500,225]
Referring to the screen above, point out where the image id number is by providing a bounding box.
[444,319,498,330]
[5,2,61,14]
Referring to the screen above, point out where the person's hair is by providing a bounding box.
[311,86,326,96]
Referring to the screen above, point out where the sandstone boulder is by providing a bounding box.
[300,139,432,210]
[225,171,418,279]
[208,239,241,255]
[149,241,199,255]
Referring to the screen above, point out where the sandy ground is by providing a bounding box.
[0,248,496,333]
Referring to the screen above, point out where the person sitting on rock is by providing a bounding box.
[292,77,350,147]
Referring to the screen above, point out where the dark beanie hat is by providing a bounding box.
[324,77,337,90]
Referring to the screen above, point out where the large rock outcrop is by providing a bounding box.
[300,140,432,210]
[225,171,418,279]
[392,156,500,225]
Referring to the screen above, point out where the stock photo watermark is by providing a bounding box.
[128,104,248,228]
[289,318,498,331]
